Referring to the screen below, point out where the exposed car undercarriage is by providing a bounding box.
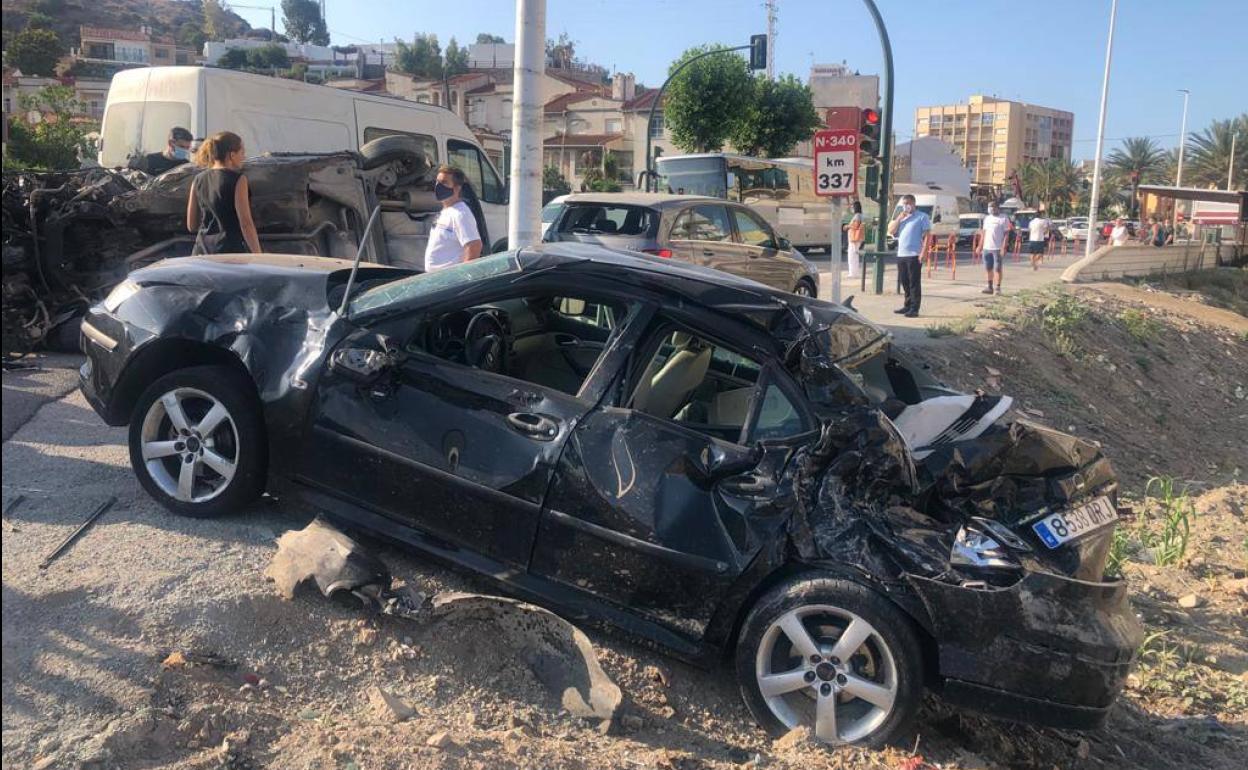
[3,138,444,360]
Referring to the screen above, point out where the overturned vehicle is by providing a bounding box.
[77,244,1142,746]
[2,136,482,359]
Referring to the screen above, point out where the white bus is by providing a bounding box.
[654,153,839,252]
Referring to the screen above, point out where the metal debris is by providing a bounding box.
[38,496,117,569]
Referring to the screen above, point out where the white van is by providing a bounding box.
[887,183,968,245]
[99,66,510,251]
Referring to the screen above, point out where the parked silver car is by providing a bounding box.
[543,193,821,297]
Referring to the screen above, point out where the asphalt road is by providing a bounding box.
[2,354,84,442]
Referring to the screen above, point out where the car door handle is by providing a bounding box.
[720,473,767,494]
[701,249,715,256]
[506,412,560,440]
[553,333,580,348]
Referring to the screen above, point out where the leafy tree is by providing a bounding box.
[4,86,95,170]
[203,0,229,40]
[546,32,575,69]
[178,21,207,50]
[543,166,571,195]
[1017,158,1083,216]
[394,33,443,78]
[246,44,290,69]
[5,27,63,76]
[282,0,329,46]
[218,47,250,69]
[663,45,752,153]
[25,11,55,30]
[476,33,505,44]
[444,37,469,76]
[729,74,819,158]
[1184,114,1247,190]
[1106,137,1166,217]
[31,0,66,13]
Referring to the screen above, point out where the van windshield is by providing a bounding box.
[656,157,728,198]
[100,101,193,167]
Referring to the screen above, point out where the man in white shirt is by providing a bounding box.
[1027,215,1050,271]
[423,165,483,272]
[1110,218,1130,246]
[979,203,1012,294]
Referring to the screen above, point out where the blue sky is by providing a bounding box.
[236,0,1248,161]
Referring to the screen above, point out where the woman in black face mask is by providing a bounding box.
[423,165,484,272]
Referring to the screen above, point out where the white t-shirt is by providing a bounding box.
[982,214,1011,251]
[1110,225,1129,246]
[1028,217,1050,242]
[424,201,481,272]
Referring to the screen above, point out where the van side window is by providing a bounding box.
[362,127,439,163]
[448,139,504,205]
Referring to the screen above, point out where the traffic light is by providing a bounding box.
[865,163,879,200]
[859,107,881,159]
[749,35,767,71]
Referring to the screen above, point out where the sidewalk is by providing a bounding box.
[814,250,1081,342]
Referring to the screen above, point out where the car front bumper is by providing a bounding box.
[908,567,1142,729]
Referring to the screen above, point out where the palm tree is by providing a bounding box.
[1017,159,1082,216]
[1184,114,1248,189]
[1106,137,1167,217]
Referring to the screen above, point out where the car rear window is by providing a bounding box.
[557,204,658,237]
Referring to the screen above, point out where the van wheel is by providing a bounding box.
[359,135,431,172]
[128,365,266,518]
[792,279,817,298]
[491,238,509,254]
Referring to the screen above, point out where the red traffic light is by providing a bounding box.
[862,108,880,125]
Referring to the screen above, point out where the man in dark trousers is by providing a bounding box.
[887,193,931,317]
[127,127,193,175]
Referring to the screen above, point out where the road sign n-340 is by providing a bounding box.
[813,129,859,197]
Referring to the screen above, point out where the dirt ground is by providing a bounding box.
[2,271,1245,770]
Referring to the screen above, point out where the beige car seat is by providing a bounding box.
[632,333,712,419]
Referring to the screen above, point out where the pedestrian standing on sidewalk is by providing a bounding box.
[186,131,261,254]
[980,202,1012,294]
[847,200,866,278]
[1027,213,1050,270]
[423,165,483,272]
[887,194,931,317]
[1110,217,1130,246]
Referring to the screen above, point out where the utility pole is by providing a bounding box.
[508,0,546,249]
[766,0,776,81]
[1229,131,1238,190]
[860,0,895,294]
[1084,0,1118,259]
[1174,88,1189,231]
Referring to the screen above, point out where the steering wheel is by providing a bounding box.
[463,311,506,373]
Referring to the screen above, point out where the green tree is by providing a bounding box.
[444,37,469,76]
[1184,114,1248,190]
[546,32,575,69]
[1106,137,1167,217]
[394,33,443,78]
[728,74,820,158]
[178,21,207,50]
[203,0,228,40]
[4,86,95,170]
[246,44,290,69]
[25,11,55,30]
[476,33,505,44]
[1017,158,1083,216]
[543,166,571,195]
[282,0,329,46]
[664,45,752,153]
[5,27,63,76]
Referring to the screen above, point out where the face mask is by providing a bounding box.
[172,147,191,161]
[903,203,915,214]
[434,183,455,201]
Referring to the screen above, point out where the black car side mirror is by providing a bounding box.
[688,441,762,482]
[329,346,393,385]
[776,237,792,251]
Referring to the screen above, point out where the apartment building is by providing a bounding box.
[2,72,110,121]
[77,26,198,67]
[914,95,1073,189]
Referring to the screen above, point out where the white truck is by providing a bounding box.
[99,66,510,252]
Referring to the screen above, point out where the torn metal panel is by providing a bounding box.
[265,517,391,602]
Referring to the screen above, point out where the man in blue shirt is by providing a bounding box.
[887,194,931,317]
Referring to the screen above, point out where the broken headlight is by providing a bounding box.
[951,524,1023,570]
[102,279,140,312]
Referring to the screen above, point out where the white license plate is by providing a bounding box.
[1032,496,1117,549]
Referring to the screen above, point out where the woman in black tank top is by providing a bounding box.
[186,131,261,254]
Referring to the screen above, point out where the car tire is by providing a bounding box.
[735,576,923,748]
[128,365,266,518]
[359,135,430,171]
[792,279,817,298]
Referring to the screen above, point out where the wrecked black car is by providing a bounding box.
[78,243,1142,746]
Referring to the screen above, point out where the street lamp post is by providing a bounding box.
[642,44,752,192]
[1084,0,1119,258]
[1173,89,1189,232]
[859,0,895,294]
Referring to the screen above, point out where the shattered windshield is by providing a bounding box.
[349,252,520,315]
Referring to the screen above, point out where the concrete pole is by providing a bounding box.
[829,198,843,303]
[1084,0,1118,258]
[1228,132,1237,190]
[1174,89,1189,232]
[508,0,546,250]
[766,0,777,81]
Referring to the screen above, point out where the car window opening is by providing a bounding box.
[558,204,656,237]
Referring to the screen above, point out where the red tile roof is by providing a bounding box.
[447,73,486,85]
[80,26,149,42]
[465,83,496,95]
[543,133,625,147]
[543,92,599,114]
[623,89,662,112]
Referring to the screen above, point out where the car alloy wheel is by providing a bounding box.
[139,386,239,504]
[754,604,898,744]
